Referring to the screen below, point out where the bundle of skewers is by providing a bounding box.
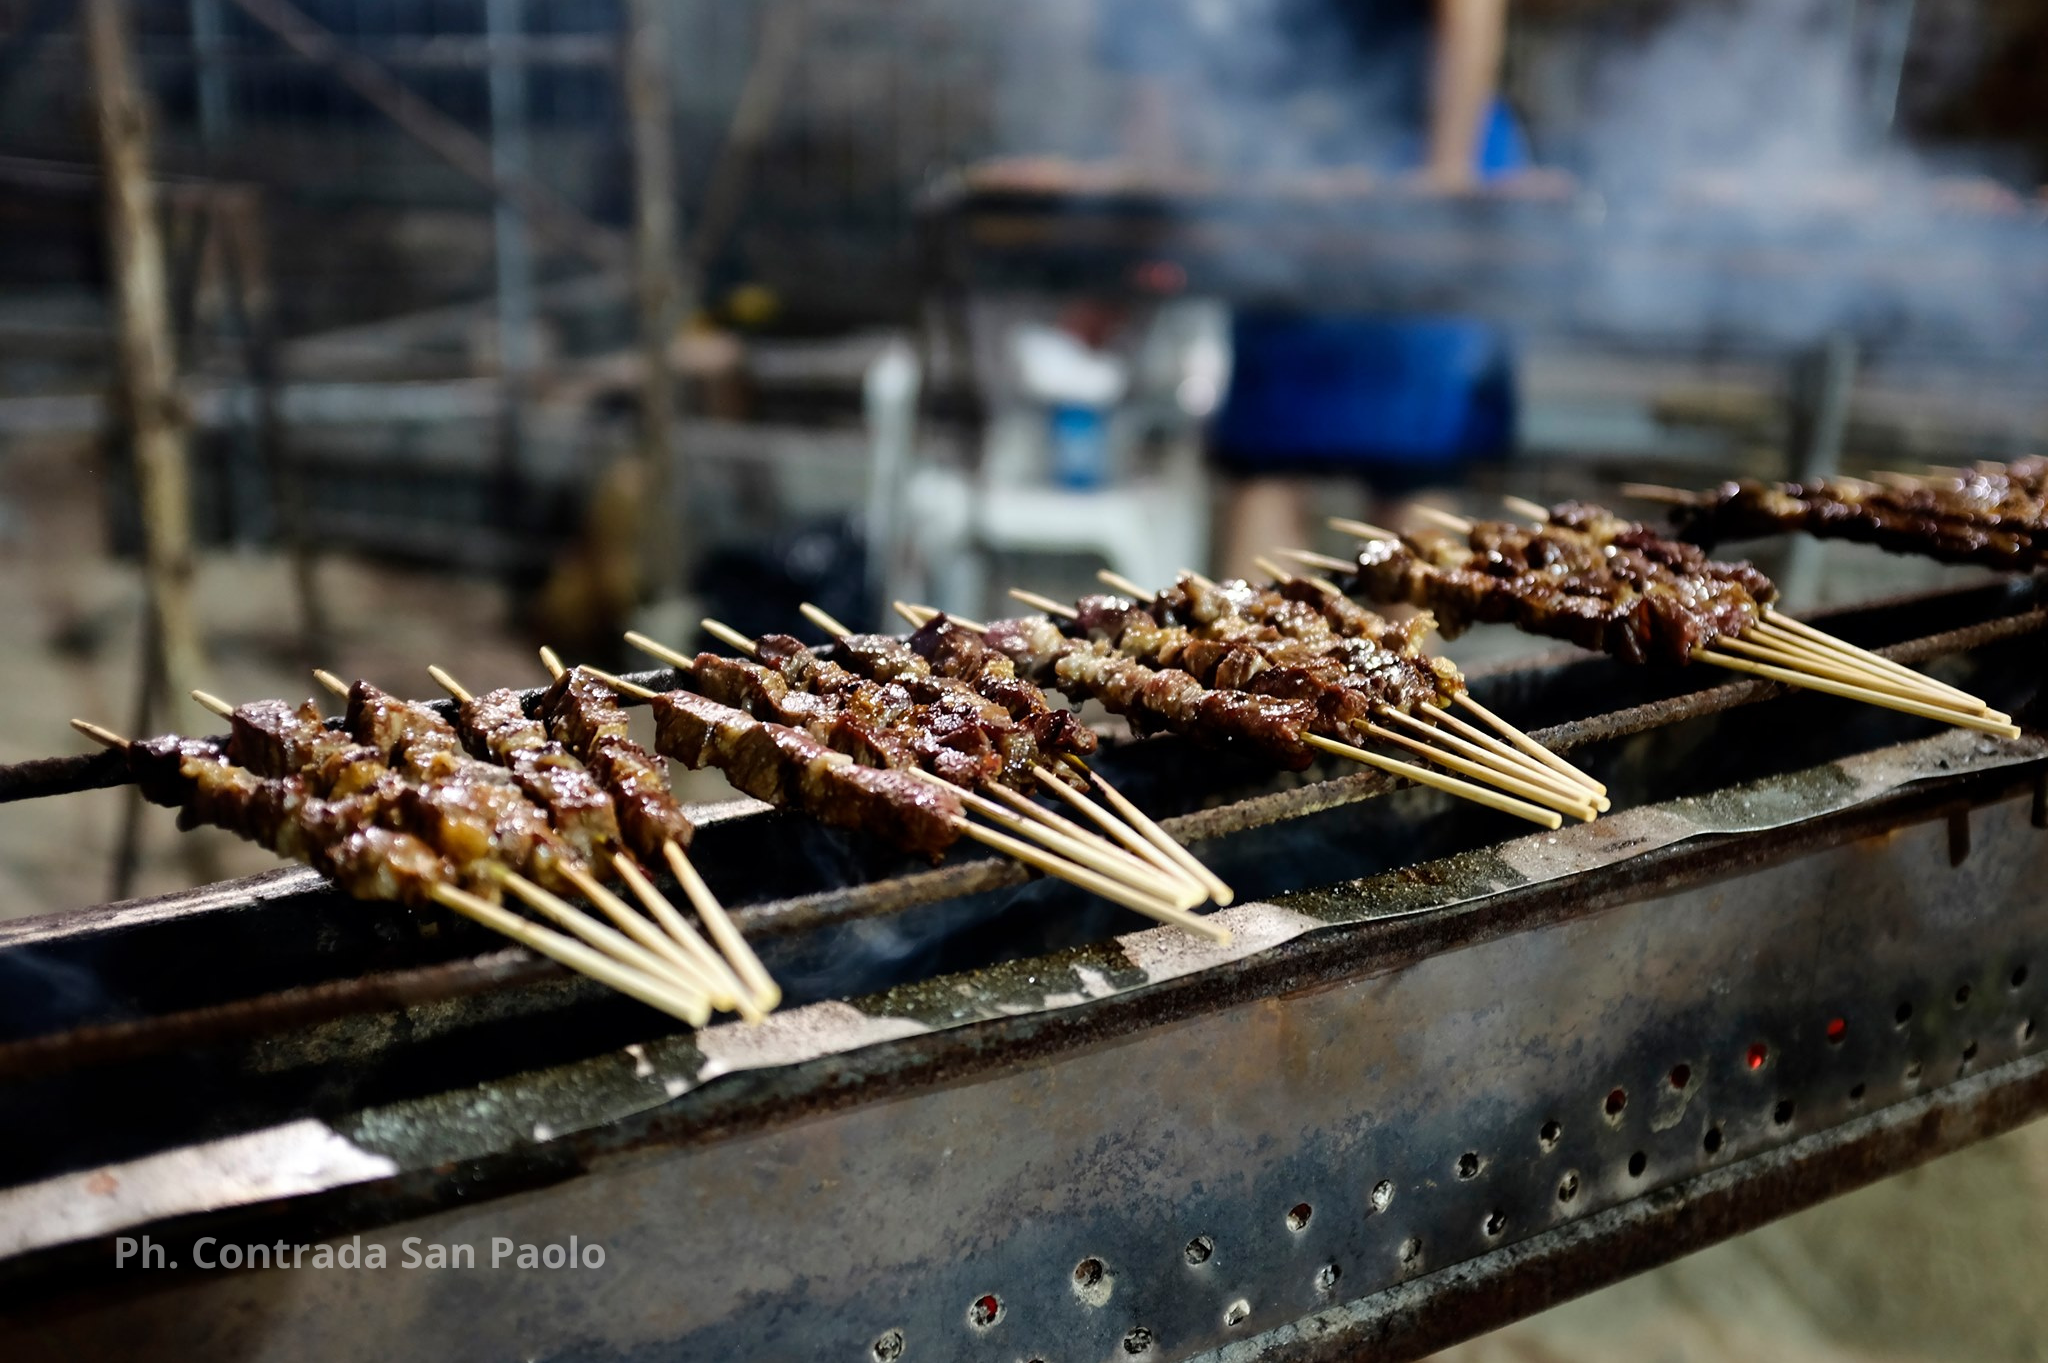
[891,561,1609,829]
[1281,496,2020,740]
[608,609,1234,936]
[74,665,776,1029]
[1624,456,2048,575]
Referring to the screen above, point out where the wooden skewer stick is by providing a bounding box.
[1617,483,1701,506]
[1277,547,1363,574]
[1056,758,1237,908]
[657,843,781,1014]
[191,689,233,717]
[1359,716,1597,822]
[429,883,708,1026]
[1751,618,2001,715]
[1408,505,1476,535]
[1759,613,1997,714]
[313,668,349,697]
[264,664,744,1005]
[1693,649,2021,738]
[1716,634,1988,717]
[1030,762,1206,894]
[421,661,754,1018]
[489,869,720,1014]
[624,630,695,672]
[947,810,1230,944]
[906,767,1200,910]
[799,602,856,638]
[583,666,658,701]
[985,779,1202,907]
[72,718,129,749]
[1009,587,1078,620]
[1425,701,1598,799]
[892,600,987,633]
[700,618,760,659]
[535,649,779,1015]
[1453,692,1608,797]
[1328,517,1400,542]
[558,862,751,1018]
[425,664,472,705]
[1096,568,1152,598]
[1302,732,1561,829]
[1253,556,1342,596]
[1502,495,1551,523]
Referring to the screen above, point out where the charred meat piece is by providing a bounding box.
[645,688,963,859]
[124,739,460,908]
[1337,508,1776,666]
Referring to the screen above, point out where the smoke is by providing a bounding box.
[1561,0,2033,353]
[986,0,2039,358]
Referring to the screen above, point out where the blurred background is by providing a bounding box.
[1,1,2045,1353]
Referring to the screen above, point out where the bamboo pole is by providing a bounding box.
[84,0,210,721]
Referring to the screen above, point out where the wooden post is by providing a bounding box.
[622,0,686,601]
[84,0,210,720]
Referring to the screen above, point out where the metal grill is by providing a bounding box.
[0,574,2043,1361]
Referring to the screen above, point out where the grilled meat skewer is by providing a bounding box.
[1663,466,2048,573]
[1331,504,1777,666]
[85,722,709,1023]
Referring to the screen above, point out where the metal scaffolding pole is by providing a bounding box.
[486,0,535,529]
[623,0,686,601]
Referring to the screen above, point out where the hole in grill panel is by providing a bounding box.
[1956,984,1973,1007]
[1628,1151,1647,1177]
[1850,1082,1867,1101]
[1123,1326,1154,1355]
[1539,1120,1561,1149]
[2023,1019,2036,1043]
[1286,1203,1313,1232]
[1457,1152,1481,1179]
[1604,1088,1628,1121]
[1905,1060,1924,1083]
[1484,1210,1507,1237]
[2014,964,2030,989]
[1399,1236,1422,1267]
[967,1294,1002,1329]
[1072,1257,1113,1307]
[1183,1236,1213,1266]
[1746,1042,1770,1071]
[1369,1180,1394,1213]
[871,1328,905,1361]
[1774,1099,1795,1126]
[1896,1002,1914,1026]
[1225,1300,1250,1328]
[1704,1125,1725,1155]
[1962,1040,1979,1065]
[1826,1017,1848,1044]
[1315,1262,1341,1292]
[1558,1171,1580,1202]
[1668,1064,1691,1089]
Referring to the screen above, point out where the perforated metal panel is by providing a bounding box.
[11,781,2045,1363]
